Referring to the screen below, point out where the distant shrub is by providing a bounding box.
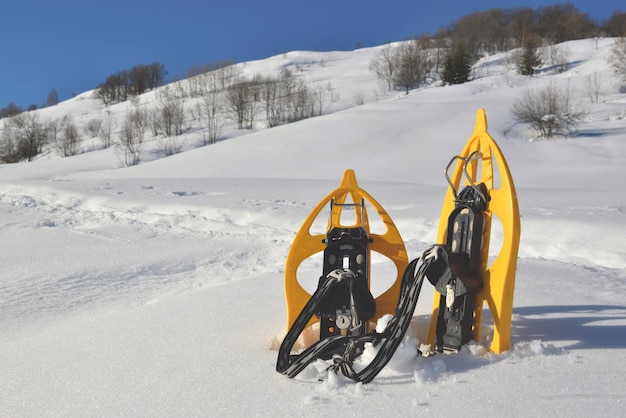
[511,81,583,138]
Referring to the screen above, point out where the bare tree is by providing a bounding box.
[259,69,330,126]
[217,61,241,89]
[84,118,102,138]
[198,75,225,144]
[157,87,186,136]
[130,65,150,95]
[446,11,493,57]
[0,124,19,163]
[369,43,397,91]
[609,37,626,81]
[151,88,186,156]
[261,75,284,128]
[115,109,147,166]
[54,116,81,157]
[392,39,432,94]
[200,96,224,145]
[584,72,604,104]
[511,81,583,138]
[429,36,449,73]
[156,130,184,157]
[96,70,130,105]
[46,89,59,107]
[226,79,256,129]
[95,62,166,105]
[0,102,23,119]
[605,11,626,37]
[290,79,314,121]
[352,90,365,106]
[149,108,162,137]
[263,69,300,127]
[129,62,167,96]
[186,66,208,98]
[45,117,63,145]
[148,62,168,90]
[246,76,262,129]
[536,4,597,43]
[1,112,47,161]
[310,85,330,117]
[186,61,234,97]
[99,110,117,149]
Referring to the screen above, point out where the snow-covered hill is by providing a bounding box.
[1,39,625,416]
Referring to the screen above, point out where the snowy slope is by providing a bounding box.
[1,39,625,416]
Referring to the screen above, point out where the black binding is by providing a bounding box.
[277,153,491,382]
[427,181,488,352]
[276,252,432,383]
[317,226,375,342]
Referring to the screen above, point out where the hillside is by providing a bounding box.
[1,39,625,416]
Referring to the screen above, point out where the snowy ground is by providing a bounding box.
[1,39,625,416]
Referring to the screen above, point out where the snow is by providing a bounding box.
[1,38,625,416]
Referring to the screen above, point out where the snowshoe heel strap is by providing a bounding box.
[432,183,488,352]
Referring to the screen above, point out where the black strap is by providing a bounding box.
[277,251,434,383]
[341,255,430,383]
[276,270,371,377]
[429,183,488,352]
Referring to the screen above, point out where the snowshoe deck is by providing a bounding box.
[426,108,521,353]
[283,169,408,337]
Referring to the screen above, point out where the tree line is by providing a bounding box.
[95,62,168,106]
[369,5,626,91]
[2,3,626,162]
[365,5,626,139]
[0,89,60,118]
[0,59,337,165]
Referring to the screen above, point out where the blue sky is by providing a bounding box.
[0,0,620,109]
